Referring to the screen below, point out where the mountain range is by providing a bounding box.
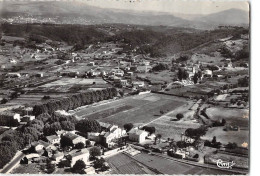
[0,1,249,29]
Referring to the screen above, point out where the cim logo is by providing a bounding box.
[216,159,236,169]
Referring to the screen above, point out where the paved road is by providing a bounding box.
[1,152,25,173]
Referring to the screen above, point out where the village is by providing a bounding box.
[0,20,249,175]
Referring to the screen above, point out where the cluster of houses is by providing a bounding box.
[0,111,35,126]
[21,130,91,167]
[19,121,155,169]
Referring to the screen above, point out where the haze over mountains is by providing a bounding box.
[0,1,249,29]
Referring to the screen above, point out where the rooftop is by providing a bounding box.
[46,135,60,142]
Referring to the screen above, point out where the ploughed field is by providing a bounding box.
[106,153,155,174]
[74,93,186,127]
[108,152,234,175]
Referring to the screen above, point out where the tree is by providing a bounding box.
[152,63,169,71]
[42,95,51,100]
[76,119,101,134]
[0,141,17,168]
[193,72,199,84]
[89,147,101,158]
[60,121,75,131]
[72,160,86,174]
[0,98,8,104]
[212,136,217,144]
[75,142,85,149]
[36,113,51,123]
[176,113,184,120]
[123,123,133,132]
[221,119,226,126]
[177,68,183,80]
[43,122,62,136]
[226,142,238,149]
[93,157,109,171]
[85,140,91,147]
[45,159,55,173]
[60,135,73,148]
[177,68,189,80]
[58,159,71,168]
[142,126,156,134]
[10,92,19,99]
[185,126,207,141]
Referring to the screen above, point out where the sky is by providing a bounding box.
[74,0,249,15]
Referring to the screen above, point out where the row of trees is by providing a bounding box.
[33,88,117,116]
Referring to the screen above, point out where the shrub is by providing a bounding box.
[176,113,184,120]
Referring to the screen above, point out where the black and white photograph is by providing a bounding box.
[0,0,250,175]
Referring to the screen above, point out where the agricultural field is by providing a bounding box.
[205,152,248,169]
[206,107,249,129]
[74,93,187,127]
[40,78,107,88]
[147,101,201,140]
[133,153,233,175]
[1,92,71,107]
[11,163,43,174]
[202,107,249,145]
[190,53,224,65]
[137,70,175,83]
[106,153,155,174]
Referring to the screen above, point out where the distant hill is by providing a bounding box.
[194,9,249,26]
[0,1,249,28]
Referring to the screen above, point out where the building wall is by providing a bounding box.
[71,153,90,167]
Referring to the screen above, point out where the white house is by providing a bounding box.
[202,70,213,77]
[128,128,149,143]
[31,140,51,152]
[133,81,145,88]
[6,73,21,78]
[46,135,60,144]
[52,152,64,163]
[21,115,35,122]
[99,123,126,148]
[70,148,90,167]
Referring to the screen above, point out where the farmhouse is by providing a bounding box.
[99,122,115,132]
[31,140,51,152]
[100,126,126,148]
[46,135,60,144]
[63,132,86,145]
[128,128,149,143]
[56,130,68,137]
